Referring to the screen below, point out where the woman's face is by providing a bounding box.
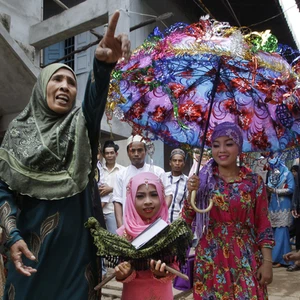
[46,68,77,114]
[135,183,161,221]
[212,136,239,168]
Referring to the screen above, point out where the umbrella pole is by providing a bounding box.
[190,62,222,214]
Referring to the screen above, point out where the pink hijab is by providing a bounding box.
[116,172,169,239]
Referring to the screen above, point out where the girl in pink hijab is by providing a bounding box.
[115,172,177,300]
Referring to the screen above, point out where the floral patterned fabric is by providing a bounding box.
[181,166,274,299]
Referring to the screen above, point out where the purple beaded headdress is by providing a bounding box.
[195,122,243,238]
[211,122,243,153]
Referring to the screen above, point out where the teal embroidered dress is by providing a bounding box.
[0,59,113,300]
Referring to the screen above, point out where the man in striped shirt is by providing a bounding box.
[166,149,188,222]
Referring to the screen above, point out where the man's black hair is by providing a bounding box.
[103,140,119,153]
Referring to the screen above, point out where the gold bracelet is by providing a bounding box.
[263,258,273,263]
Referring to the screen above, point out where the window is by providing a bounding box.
[64,37,75,69]
[43,37,74,68]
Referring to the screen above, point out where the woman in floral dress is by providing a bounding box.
[182,122,274,299]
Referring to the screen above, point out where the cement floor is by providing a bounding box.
[101,265,300,299]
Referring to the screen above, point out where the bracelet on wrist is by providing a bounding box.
[263,258,273,263]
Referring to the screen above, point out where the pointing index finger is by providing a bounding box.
[106,11,120,38]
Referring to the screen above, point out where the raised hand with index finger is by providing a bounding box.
[95,11,131,64]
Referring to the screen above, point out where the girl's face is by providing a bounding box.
[212,136,239,168]
[135,183,161,221]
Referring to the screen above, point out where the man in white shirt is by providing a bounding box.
[113,135,172,228]
[166,149,188,222]
[99,140,125,233]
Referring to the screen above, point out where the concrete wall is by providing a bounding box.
[43,0,86,19]
[129,0,160,49]
[0,0,42,64]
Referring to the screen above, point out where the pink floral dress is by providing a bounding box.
[181,166,274,299]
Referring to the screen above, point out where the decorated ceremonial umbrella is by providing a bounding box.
[107,18,300,213]
[107,17,300,162]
